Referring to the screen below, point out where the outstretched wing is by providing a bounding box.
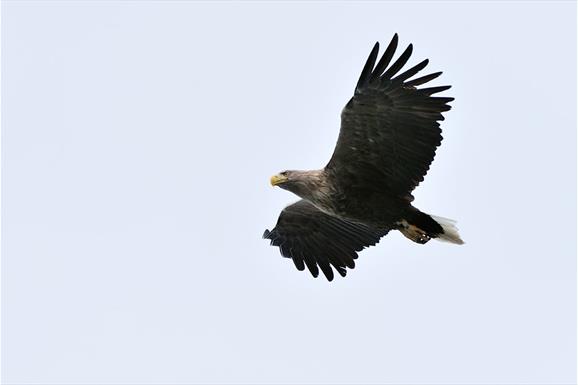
[263,200,388,281]
[326,34,453,199]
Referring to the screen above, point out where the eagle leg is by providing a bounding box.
[398,221,431,244]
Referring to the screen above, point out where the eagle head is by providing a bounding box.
[270,169,328,200]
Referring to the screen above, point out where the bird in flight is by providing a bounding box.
[263,34,463,281]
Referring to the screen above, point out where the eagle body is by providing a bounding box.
[325,172,410,225]
[264,34,463,281]
[286,169,407,227]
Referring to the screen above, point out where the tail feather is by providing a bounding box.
[399,208,464,245]
[430,215,464,245]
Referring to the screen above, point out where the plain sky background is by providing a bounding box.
[2,1,576,384]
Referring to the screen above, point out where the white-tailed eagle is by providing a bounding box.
[264,34,463,281]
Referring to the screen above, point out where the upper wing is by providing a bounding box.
[326,34,453,199]
[263,200,388,281]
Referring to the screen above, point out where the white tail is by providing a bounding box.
[430,215,464,245]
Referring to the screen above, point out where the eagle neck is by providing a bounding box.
[292,169,335,214]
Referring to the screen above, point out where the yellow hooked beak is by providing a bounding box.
[270,174,288,186]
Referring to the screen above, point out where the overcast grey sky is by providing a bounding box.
[2,1,576,384]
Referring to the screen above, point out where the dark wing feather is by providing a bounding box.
[327,35,453,199]
[263,200,387,281]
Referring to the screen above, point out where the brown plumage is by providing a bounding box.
[264,34,463,281]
